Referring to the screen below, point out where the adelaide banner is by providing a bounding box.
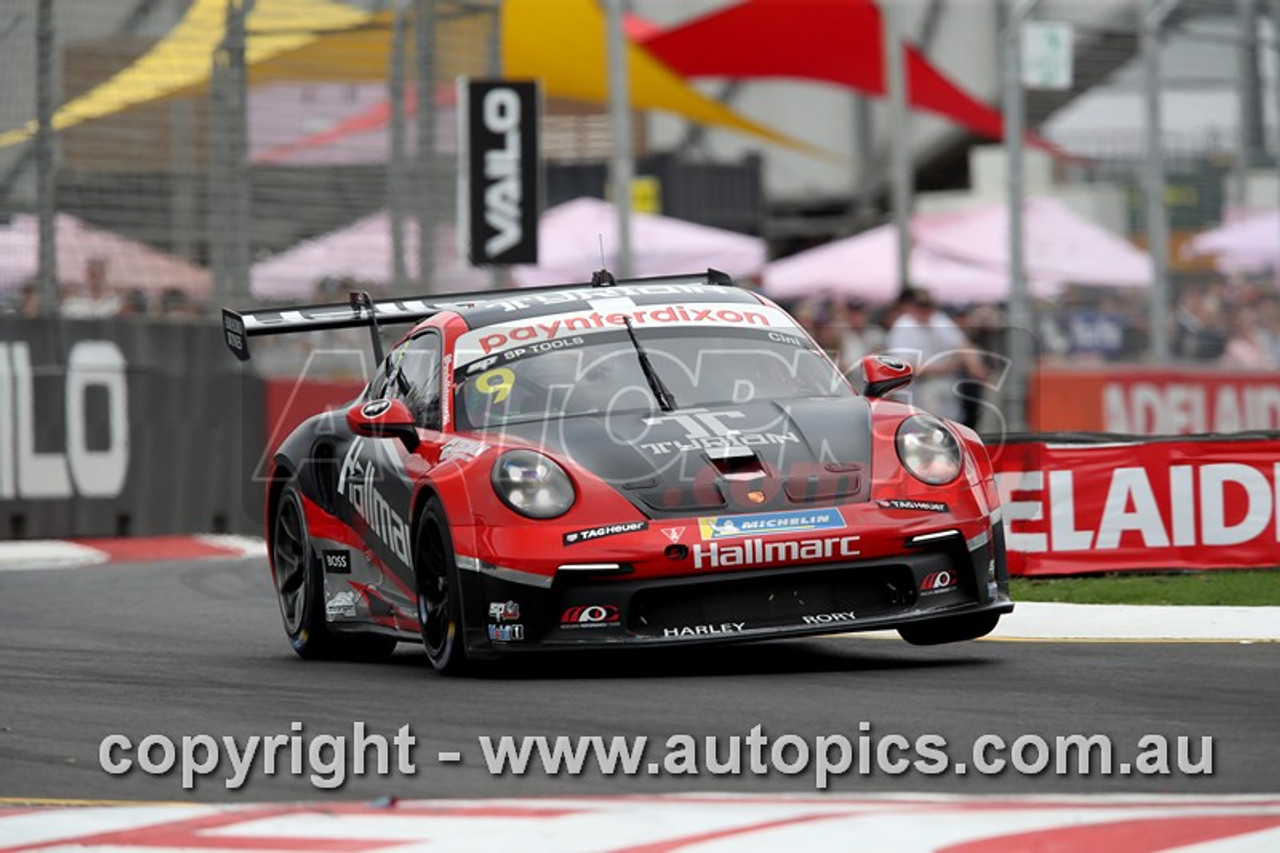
[1032,366,1280,434]
[992,435,1280,576]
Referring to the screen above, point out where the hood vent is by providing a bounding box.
[705,447,767,481]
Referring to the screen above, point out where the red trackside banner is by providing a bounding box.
[992,437,1280,576]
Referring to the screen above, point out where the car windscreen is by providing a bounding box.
[452,325,852,431]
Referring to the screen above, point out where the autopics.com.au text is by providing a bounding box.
[98,722,1214,791]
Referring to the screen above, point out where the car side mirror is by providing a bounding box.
[346,398,420,451]
[859,354,913,398]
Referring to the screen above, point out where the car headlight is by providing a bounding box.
[491,450,576,519]
[896,415,962,485]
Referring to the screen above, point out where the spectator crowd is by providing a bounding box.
[780,278,1280,431]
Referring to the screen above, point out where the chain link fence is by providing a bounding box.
[0,0,505,323]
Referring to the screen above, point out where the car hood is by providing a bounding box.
[491,397,873,517]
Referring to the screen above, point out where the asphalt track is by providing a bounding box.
[1,557,1277,803]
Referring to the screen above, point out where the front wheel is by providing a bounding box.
[414,498,470,675]
[898,611,1000,646]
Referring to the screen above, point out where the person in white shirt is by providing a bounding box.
[60,258,122,318]
[884,287,988,423]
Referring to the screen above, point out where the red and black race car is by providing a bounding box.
[223,270,1012,673]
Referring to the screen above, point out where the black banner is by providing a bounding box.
[0,316,264,538]
[461,79,540,266]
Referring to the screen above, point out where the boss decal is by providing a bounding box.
[878,499,950,513]
[321,550,351,574]
[563,520,648,546]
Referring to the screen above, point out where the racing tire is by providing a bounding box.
[271,482,397,661]
[414,498,470,675]
[897,611,1000,646]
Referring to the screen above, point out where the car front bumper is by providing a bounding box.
[459,520,1013,654]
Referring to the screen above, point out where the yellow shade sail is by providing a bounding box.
[0,0,373,147]
[1,0,828,159]
[502,0,826,156]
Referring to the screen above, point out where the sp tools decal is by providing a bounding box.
[322,550,351,574]
[488,601,521,622]
[560,604,621,628]
[563,520,648,546]
[698,508,846,541]
[879,499,950,513]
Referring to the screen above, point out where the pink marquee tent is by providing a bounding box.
[764,220,1062,305]
[0,213,211,296]
[251,212,489,300]
[510,197,766,287]
[917,197,1152,289]
[1183,210,1280,274]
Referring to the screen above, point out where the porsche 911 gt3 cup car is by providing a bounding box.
[223,270,1012,673]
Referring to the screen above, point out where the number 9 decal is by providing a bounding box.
[475,367,515,404]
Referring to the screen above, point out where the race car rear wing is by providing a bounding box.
[222,291,444,362]
[221,268,735,362]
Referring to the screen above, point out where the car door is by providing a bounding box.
[349,331,445,622]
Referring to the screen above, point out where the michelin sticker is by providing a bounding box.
[698,508,846,541]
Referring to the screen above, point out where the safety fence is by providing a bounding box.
[6,316,1279,578]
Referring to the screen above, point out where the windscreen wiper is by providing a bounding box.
[621,317,677,412]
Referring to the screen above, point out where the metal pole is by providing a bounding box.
[415,0,437,292]
[1003,0,1038,433]
[1143,0,1177,363]
[170,99,197,263]
[227,0,252,306]
[852,95,876,226]
[1273,0,1280,215]
[487,2,505,291]
[388,2,409,293]
[605,0,633,278]
[1235,0,1258,206]
[208,45,226,309]
[883,0,911,293]
[35,0,57,316]
[1228,0,1249,206]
